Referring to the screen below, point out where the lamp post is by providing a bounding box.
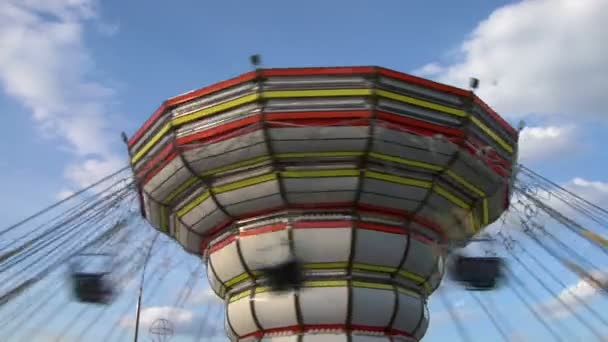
[134,232,160,342]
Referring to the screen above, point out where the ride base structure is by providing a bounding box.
[127,66,519,341]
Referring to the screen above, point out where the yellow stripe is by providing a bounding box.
[131,94,260,164]
[397,269,426,284]
[352,281,393,290]
[132,89,512,165]
[376,89,467,117]
[174,214,180,241]
[263,89,373,98]
[214,173,277,193]
[165,177,198,204]
[277,151,363,158]
[470,116,513,153]
[281,169,360,178]
[397,287,420,297]
[173,93,260,126]
[304,262,348,269]
[201,155,272,177]
[222,263,430,293]
[229,280,424,302]
[353,263,395,274]
[160,206,168,232]
[366,171,432,188]
[582,230,608,247]
[132,123,172,164]
[445,170,485,197]
[225,272,250,287]
[482,198,489,225]
[230,289,251,302]
[435,185,471,209]
[177,191,210,218]
[177,174,277,218]
[304,280,348,287]
[471,210,480,232]
[369,152,442,171]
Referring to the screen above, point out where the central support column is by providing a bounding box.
[204,211,443,341]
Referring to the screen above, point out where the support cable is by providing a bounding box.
[0,166,130,237]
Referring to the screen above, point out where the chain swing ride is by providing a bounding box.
[0,56,607,342]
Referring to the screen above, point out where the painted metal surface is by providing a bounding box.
[128,66,518,341]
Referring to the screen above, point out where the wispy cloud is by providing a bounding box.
[120,305,224,338]
[0,0,124,194]
[412,0,608,122]
[538,269,608,319]
[518,125,578,162]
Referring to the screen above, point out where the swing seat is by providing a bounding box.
[449,256,503,290]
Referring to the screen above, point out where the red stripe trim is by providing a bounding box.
[266,110,372,120]
[292,220,352,229]
[176,114,262,146]
[135,142,175,179]
[128,72,257,148]
[358,203,442,234]
[473,95,518,137]
[268,119,369,128]
[142,151,179,185]
[128,105,168,148]
[241,324,414,339]
[357,221,404,234]
[378,67,469,97]
[166,72,257,107]
[208,235,236,254]
[241,223,289,237]
[207,218,444,254]
[261,66,376,77]
[376,111,464,138]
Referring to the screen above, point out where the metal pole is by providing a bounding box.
[134,232,160,342]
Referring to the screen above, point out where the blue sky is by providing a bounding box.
[1,0,608,341]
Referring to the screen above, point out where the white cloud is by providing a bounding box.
[55,189,75,200]
[539,269,608,319]
[518,125,577,162]
[190,287,220,305]
[566,178,608,207]
[413,0,608,121]
[0,0,124,192]
[120,305,224,338]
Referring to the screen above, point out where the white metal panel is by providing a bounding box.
[239,229,291,271]
[190,208,230,235]
[353,229,407,268]
[362,179,428,202]
[400,237,437,279]
[301,334,349,342]
[358,193,420,212]
[350,287,395,327]
[414,305,430,340]
[299,287,348,325]
[209,241,246,285]
[287,191,356,205]
[269,126,368,141]
[225,194,284,217]
[181,196,219,227]
[272,140,368,154]
[216,181,280,206]
[227,296,258,337]
[144,157,185,194]
[283,177,358,193]
[260,336,299,342]
[391,292,423,334]
[253,291,298,330]
[293,228,351,264]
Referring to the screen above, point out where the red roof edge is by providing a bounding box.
[473,95,518,138]
[128,66,518,147]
